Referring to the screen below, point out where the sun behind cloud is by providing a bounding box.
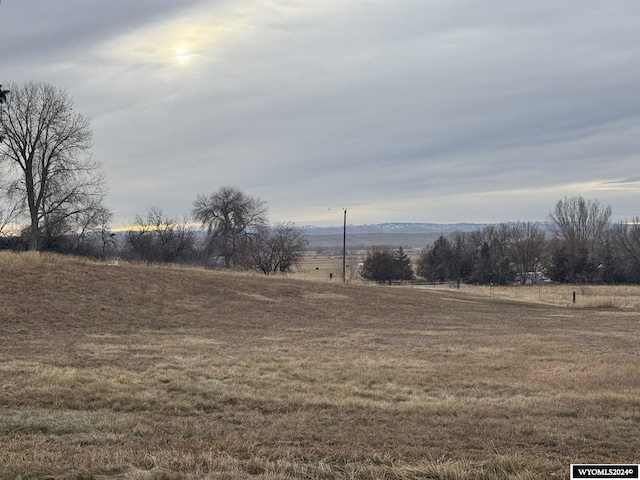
[104,12,237,73]
[174,43,193,66]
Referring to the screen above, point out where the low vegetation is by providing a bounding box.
[0,252,639,479]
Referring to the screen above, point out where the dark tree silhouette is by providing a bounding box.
[192,186,268,268]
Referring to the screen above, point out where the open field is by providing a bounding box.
[294,254,640,310]
[306,232,441,251]
[459,284,640,309]
[0,252,639,479]
[292,254,355,282]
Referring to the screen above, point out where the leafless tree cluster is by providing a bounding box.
[122,188,308,274]
[546,196,612,283]
[611,219,640,281]
[190,187,307,273]
[123,207,196,263]
[417,222,546,285]
[417,196,640,284]
[250,222,309,274]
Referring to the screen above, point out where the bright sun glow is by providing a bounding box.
[174,44,192,66]
[106,16,227,72]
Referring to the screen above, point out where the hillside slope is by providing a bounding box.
[0,252,638,479]
[0,250,520,341]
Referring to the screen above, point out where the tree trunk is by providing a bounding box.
[28,216,39,251]
[25,165,40,251]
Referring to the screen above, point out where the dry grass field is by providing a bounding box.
[460,283,640,309]
[289,255,354,283]
[0,252,639,479]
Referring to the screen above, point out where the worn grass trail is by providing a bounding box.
[0,252,638,479]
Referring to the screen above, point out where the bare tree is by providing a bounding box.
[466,224,514,285]
[549,196,611,250]
[548,196,611,282]
[46,204,115,257]
[508,221,546,284]
[93,206,117,259]
[124,207,195,263]
[611,218,640,281]
[0,194,20,237]
[0,81,108,251]
[0,85,8,144]
[192,186,268,268]
[251,222,309,274]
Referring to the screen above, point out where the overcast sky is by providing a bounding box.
[3,1,640,226]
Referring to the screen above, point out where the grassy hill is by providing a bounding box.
[0,252,638,479]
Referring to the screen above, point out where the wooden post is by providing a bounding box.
[342,209,347,284]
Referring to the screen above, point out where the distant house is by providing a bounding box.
[516,272,552,285]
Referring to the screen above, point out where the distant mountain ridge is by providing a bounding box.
[301,222,488,236]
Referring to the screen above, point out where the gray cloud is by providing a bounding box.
[3,0,640,226]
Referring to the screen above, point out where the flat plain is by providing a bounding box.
[0,252,639,479]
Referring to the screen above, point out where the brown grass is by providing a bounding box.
[458,283,640,309]
[0,251,639,479]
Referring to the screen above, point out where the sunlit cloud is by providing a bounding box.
[601,177,640,188]
[174,43,193,66]
[101,12,242,74]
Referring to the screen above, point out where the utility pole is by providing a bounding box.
[342,208,347,284]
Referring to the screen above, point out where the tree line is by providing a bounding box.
[0,81,308,273]
[362,196,640,285]
[122,189,308,273]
